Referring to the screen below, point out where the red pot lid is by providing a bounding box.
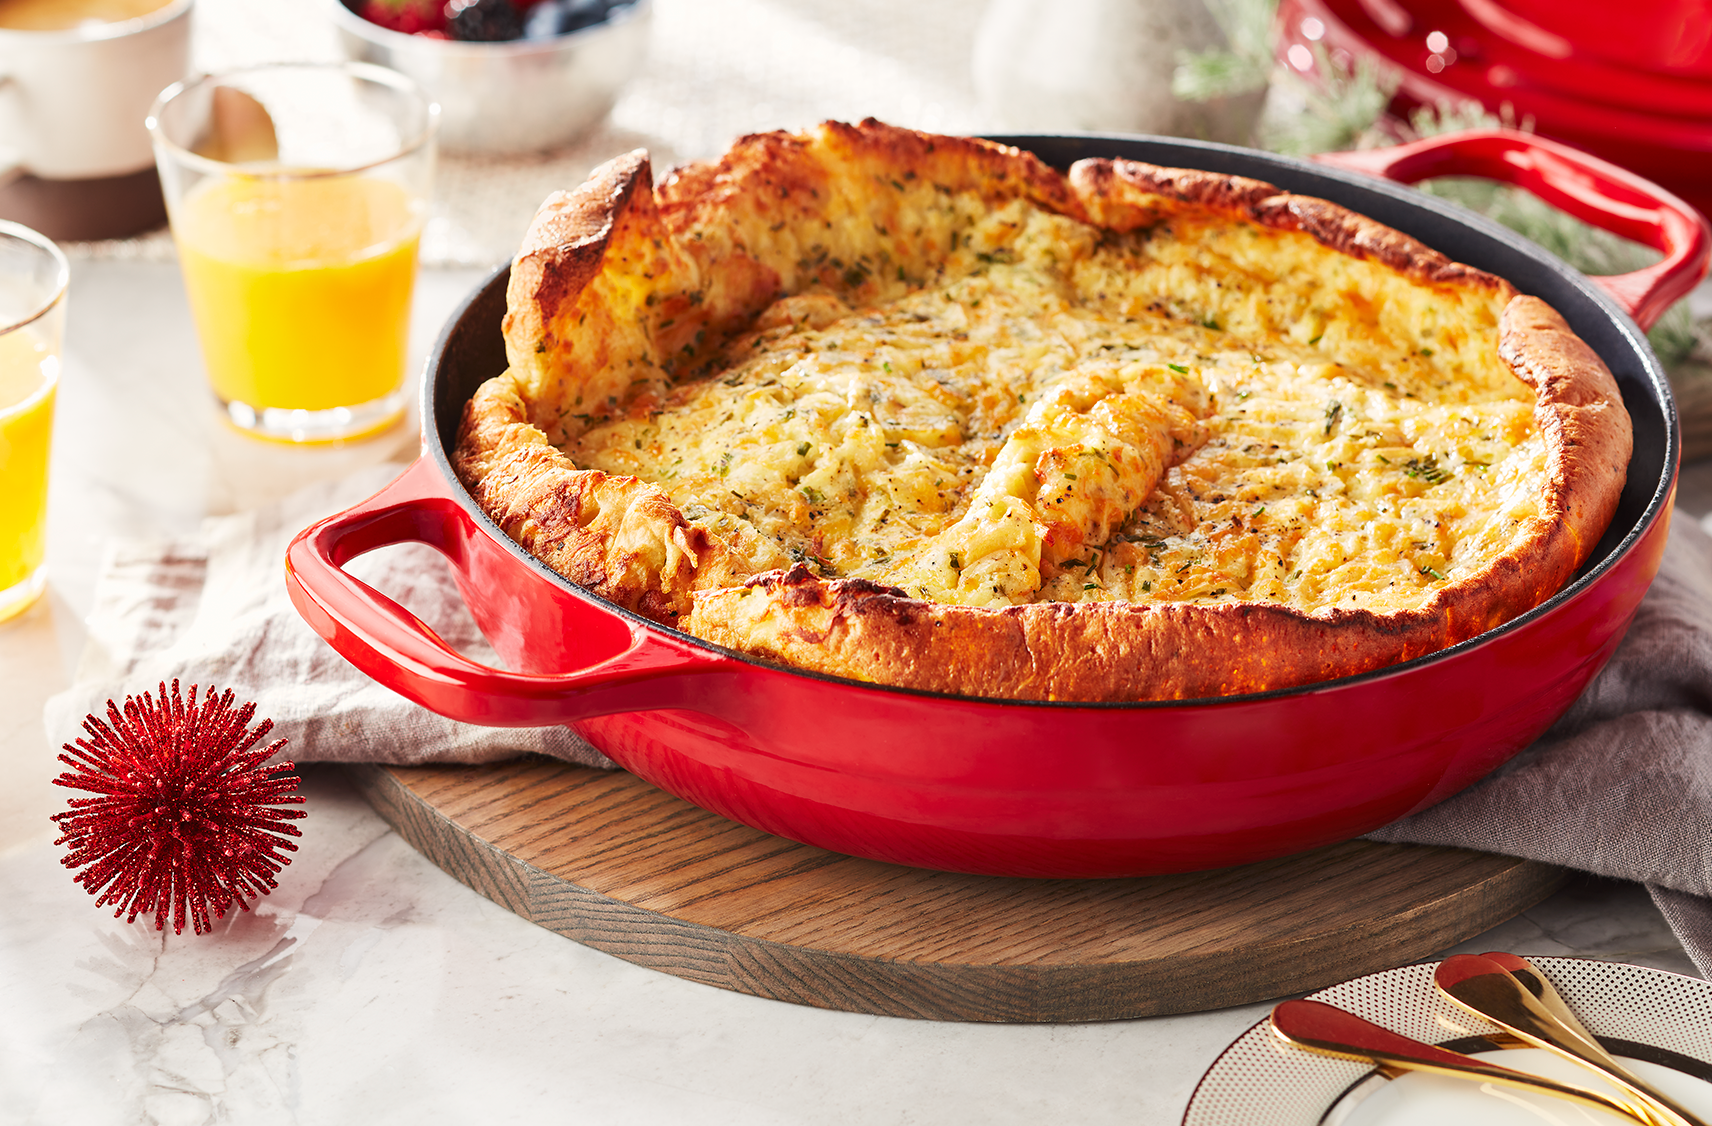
[1278,0,1712,216]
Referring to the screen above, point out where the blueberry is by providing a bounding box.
[522,0,608,38]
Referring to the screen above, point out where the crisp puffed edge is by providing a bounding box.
[455,122,1632,701]
[496,120,1080,448]
[1069,158,1504,293]
[457,120,1082,623]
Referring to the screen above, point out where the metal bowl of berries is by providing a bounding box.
[329,0,649,155]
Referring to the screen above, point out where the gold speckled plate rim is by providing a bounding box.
[1181,956,1712,1126]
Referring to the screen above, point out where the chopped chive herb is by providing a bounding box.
[1323,399,1342,436]
[1403,455,1452,483]
[1421,565,1447,581]
[1167,363,1189,373]
[797,441,811,456]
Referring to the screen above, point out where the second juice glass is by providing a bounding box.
[149,63,437,443]
[0,221,68,622]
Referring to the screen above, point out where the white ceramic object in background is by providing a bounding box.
[0,0,191,181]
[971,0,1263,144]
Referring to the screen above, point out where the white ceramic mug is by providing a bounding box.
[0,0,191,182]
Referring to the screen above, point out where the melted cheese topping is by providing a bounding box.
[570,198,1538,613]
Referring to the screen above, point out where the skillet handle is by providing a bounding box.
[284,457,734,727]
[1313,128,1712,332]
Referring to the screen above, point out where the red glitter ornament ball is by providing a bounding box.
[50,680,307,935]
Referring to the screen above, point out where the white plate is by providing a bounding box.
[1182,957,1712,1125]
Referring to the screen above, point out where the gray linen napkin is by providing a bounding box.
[43,464,614,770]
[1365,510,1712,977]
[44,466,1712,973]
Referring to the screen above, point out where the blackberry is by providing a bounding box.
[445,0,524,41]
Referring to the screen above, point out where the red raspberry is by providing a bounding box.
[357,0,445,35]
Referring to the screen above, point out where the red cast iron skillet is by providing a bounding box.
[286,130,1706,878]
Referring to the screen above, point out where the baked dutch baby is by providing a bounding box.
[453,120,1632,702]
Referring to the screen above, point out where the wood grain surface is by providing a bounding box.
[347,758,1567,1023]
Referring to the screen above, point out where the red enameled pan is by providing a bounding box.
[1276,0,1712,225]
[285,130,1707,878]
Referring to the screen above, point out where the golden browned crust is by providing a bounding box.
[1498,294,1633,570]
[685,568,1459,701]
[1069,157,1507,295]
[454,368,706,623]
[496,120,1083,449]
[455,120,1632,702]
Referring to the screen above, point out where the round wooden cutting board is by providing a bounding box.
[346,758,1565,1023]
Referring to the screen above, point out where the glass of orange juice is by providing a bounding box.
[148,63,437,443]
[0,221,68,623]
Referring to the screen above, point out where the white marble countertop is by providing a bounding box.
[2,2,1707,1123]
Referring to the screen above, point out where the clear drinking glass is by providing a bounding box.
[148,63,437,443]
[0,220,67,622]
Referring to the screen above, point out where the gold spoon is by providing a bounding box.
[1479,951,1613,1054]
[1270,998,1656,1124]
[1435,954,1706,1126]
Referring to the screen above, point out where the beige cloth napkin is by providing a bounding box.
[43,465,615,770]
[44,465,1712,974]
